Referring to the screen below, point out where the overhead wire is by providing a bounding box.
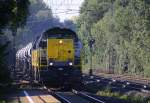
[0,0,83,28]
[45,0,83,15]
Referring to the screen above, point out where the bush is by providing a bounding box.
[97,89,150,103]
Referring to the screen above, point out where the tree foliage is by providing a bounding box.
[0,0,30,31]
[76,0,150,77]
[0,42,11,83]
[0,0,30,85]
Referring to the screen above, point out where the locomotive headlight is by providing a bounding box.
[49,62,53,66]
[69,62,73,66]
[59,40,63,44]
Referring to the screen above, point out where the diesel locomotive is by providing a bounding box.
[16,27,82,88]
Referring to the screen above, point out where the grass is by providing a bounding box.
[97,86,150,103]
[0,100,6,103]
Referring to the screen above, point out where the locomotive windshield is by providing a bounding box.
[47,34,74,39]
[43,27,78,41]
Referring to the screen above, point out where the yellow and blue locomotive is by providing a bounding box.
[16,27,82,87]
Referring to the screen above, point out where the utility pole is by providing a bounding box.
[88,39,95,76]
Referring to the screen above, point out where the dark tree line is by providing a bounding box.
[0,0,30,30]
[0,0,30,86]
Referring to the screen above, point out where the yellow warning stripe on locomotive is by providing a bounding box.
[32,49,47,68]
[32,50,39,67]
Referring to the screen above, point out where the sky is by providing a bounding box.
[42,0,84,21]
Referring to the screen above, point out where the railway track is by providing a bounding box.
[82,74,150,94]
[7,86,129,103]
[44,86,106,103]
[10,68,106,103]
[94,72,150,85]
[10,67,150,103]
[8,75,130,103]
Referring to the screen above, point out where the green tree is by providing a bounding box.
[76,0,150,77]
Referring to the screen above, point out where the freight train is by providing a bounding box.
[16,27,82,88]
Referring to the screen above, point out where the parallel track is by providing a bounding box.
[83,74,150,94]
[93,72,150,85]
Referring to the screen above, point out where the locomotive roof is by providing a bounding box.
[43,27,78,39]
[33,27,79,49]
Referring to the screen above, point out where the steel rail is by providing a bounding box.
[72,89,105,103]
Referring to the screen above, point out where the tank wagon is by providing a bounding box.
[16,27,82,88]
